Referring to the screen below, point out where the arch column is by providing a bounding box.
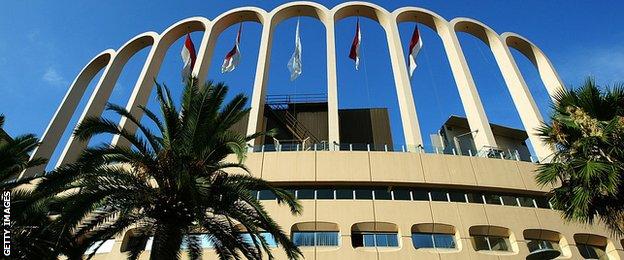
[246,16,273,148]
[383,17,424,150]
[325,18,340,150]
[441,24,498,151]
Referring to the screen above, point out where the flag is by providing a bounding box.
[287,19,302,81]
[408,24,423,77]
[349,18,361,70]
[181,33,197,78]
[222,23,242,73]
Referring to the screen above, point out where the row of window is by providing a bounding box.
[254,186,552,209]
[89,226,612,260]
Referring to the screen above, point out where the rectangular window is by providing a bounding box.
[473,235,511,251]
[242,233,277,248]
[466,193,484,204]
[258,190,276,200]
[448,191,467,203]
[412,189,429,201]
[354,189,373,200]
[297,189,315,200]
[501,195,518,206]
[335,188,354,200]
[527,240,560,253]
[412,233,456,249]
[316,189,334,200]
[535,197,551,209]
[577,244,606,259]
[292,232,339,247]
[433,234,456,249]
[483,194,502,205]
[353,233,398,248]
[430,191,448,202]
[518,197,535,207]
[373,189,392,200]
[393,189,411,200]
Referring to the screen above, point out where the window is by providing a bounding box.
[518,197,535,207]
[258,190,276,200]
[577,244,606,259]
[373,189,392,200]
[352,233,398,248]
[448,191,466,203]
[335,188,353,199]
[535,197,551,209]
[527,239,560,252]
[242,233,277,248]
[430,191,448,202]
[412,189,429,201]
[473,235,510,251]
[501,195,518,206]
[574,234,609,260]
[412,233,456,249]
[523,229,565,257]
[296,189,315,200]
[470,226,514,253]
[292,232,339,247]
[354,189,373,200]
[316,188,334,199]
[392,189,411,200]
[483,194,502,205]
[466,192,484,204]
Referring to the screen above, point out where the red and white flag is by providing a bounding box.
[181,33,197,78]
[222,23,242,73]
[408,24,423,77]
[348,18,361,70]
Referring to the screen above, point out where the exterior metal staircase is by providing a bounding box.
[264,94,325,148]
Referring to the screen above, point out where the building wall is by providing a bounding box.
[90,152,623,260]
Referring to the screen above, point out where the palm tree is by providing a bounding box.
[536,78,624,236]
[35,77,303,260]
[0,114,46,188]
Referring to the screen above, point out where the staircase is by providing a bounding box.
[264,94,325,149]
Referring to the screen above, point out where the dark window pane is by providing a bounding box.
[316,189,334,200]
[386,234,398,247]
[473,235,489,250]
[315,232,339,246]
[501,195,518,206]
[518,197,535,207]
[375,233,388,247]
[430,191,448,202]
[292,232,316,246]
[249,190,259,199]
[535,197,551,209]
[449,192,466,203]
[466,193,484,204]
[351,233,363,248]
[363,234,376,247]
[258,190,276,200]
[412,189,429,201]
[483,194,502,205]
[335,189,353,200]
[412,233,434,248]
[489,236,510,251]
[297,189,315,200]
[393,189,411,200]
[433,234,456,249]
[373,189,392,200]
[355,189,373,200]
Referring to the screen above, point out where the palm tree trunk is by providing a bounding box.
[149,223,184,260]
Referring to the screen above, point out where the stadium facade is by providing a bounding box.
[24,1,623,259]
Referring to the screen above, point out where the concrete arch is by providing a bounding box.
[111,17,211,148]
[502,32,565,100]
[270,1,331,25]
[451,17,552,161]
[20,49,115,178]
[331,2,425,149]
[55,32,159,167]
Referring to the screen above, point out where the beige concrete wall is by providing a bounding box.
[90,152,621,260]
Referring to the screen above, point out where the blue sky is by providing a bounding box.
[1,1,624,165]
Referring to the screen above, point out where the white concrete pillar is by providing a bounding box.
[440,22,498,151]
[245,17,273,147]
[383,17,424,150]
[325,19,340,150]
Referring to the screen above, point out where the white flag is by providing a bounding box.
[222,23,242,73]
[408,24,423,77]
[287,19,302,81]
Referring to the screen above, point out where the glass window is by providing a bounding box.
[355,189,373,200]
[577,243,606,259]
[430,191,448,202]
[373,189,392,200]
[466,193,484,204]
[249,190,259,199]
[335,188,353,199]
[483,194,502,205]
[535,197,551,209]
[242,233,277,248]
[258,190,276,200]
[393,189,411,200]
[449,191,466,203]
[412,233,456,249]
[501,195,518,206]
[292,232,339,247]
[352,233,398,248]
[297,189,315,200]
[473,235,511,251]
[527,239,560,252]
[412,189,429,201]
[518,197,535,207]
[316,189,334,200]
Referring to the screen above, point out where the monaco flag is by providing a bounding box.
[287,19,302,81]
[408,24,423,77]
[348,18,361,70]
[222,23,242,73]
[181,33,197,79]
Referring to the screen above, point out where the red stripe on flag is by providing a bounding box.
[184,33,197,70]
[225,23,242,59]
[408,25,420,55]
[349,19,360,61]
